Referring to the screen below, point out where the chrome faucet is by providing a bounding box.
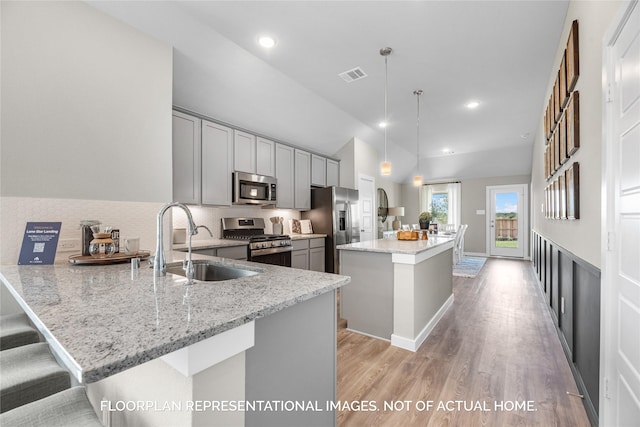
[153,202,197,277]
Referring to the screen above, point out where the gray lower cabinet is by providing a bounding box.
[309,238,325,272]
[216,245,247,260]
[246,290,336,427]
[291,238,325,271]
[190,245,247,260]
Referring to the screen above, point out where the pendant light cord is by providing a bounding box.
[384,54,388,162]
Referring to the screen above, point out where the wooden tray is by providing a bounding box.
[68,251,151,265]
[396,231,419,241]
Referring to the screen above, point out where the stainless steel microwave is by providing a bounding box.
[233,172,277,206]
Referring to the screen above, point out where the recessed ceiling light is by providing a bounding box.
[378,121,388,128]
[442,148,455,154]
[466,101,480,109]
[258,35,277,48]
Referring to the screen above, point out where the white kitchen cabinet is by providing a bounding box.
[294,149,311,210]
[234,130,256,174]
[256,137,275,177]
[326,159,340,187]
[202,120,233,206]
[275,143,294,209]
[172,111,201,204]
[311,154,326,187]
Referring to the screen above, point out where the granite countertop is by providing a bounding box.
[0,252,349,383]
[337,236,454,255]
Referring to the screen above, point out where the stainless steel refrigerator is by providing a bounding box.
[301,186,359,274]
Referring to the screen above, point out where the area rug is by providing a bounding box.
[453,257,487,278]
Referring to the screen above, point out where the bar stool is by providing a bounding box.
[0,386,103,426]
[0,313,40,350]
[0,342,70,413]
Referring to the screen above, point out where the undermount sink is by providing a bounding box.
[166,260,259,282]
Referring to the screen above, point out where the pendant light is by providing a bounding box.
[413,89,423,186]
[380,47,392,176]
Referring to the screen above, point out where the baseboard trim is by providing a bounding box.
[391,294,454,352]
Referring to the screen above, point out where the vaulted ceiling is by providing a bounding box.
[89,0,569,183]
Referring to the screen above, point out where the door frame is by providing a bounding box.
[485,184,529,258]
[358,173,375,243]
[601,1,639,424]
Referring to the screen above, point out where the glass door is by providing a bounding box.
[488,185,526,258]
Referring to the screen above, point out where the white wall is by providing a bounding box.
[0,1,173,264]
[0,1,173,202]
[530,0,623,268]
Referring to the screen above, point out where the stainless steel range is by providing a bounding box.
[221,217,292,267]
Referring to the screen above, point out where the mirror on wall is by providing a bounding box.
[377,188,389,222]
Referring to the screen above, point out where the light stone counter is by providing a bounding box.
[0,252,349,384]
[337,235,454,255]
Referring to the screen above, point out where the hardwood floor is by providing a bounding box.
[337,258,590,426]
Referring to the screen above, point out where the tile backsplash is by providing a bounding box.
[172,205,301,240]
[0,197,164,265]
[0,197,302,265]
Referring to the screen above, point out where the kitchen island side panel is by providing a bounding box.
[245,290,337,427]
[392,248,452,342]
[339,251,394,340]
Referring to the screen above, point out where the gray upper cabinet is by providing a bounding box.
[256,137,275,177]
[202,119,233,206]
[294,149,311,210]
[233,130,256,174]
[311,154,326,187]
[326,158,339,187]
[172,111,201,205]
[275,143,294,209]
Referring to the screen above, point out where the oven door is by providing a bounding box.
[249,248,292,267]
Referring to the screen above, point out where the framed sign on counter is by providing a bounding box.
[18,222,61,265]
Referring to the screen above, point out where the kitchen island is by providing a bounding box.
[0,252,349,426]
[337,236,454,351]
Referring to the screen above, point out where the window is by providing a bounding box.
[431,192,449,224]
[422,182,461,227]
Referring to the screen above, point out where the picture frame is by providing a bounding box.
[554,75,561,122]
[553,179,560,219]
[553,131,560,172]
[567,91,580,155]
[559,173,566,219]
[560,112,568,164]
[546,185,551,219]
[567,162,580,220]
[560,51,568,108]
[566,20,580,92]
[544,107,549,141]
[544,145,550,179]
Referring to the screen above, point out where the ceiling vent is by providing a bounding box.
[339,67,367,83]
